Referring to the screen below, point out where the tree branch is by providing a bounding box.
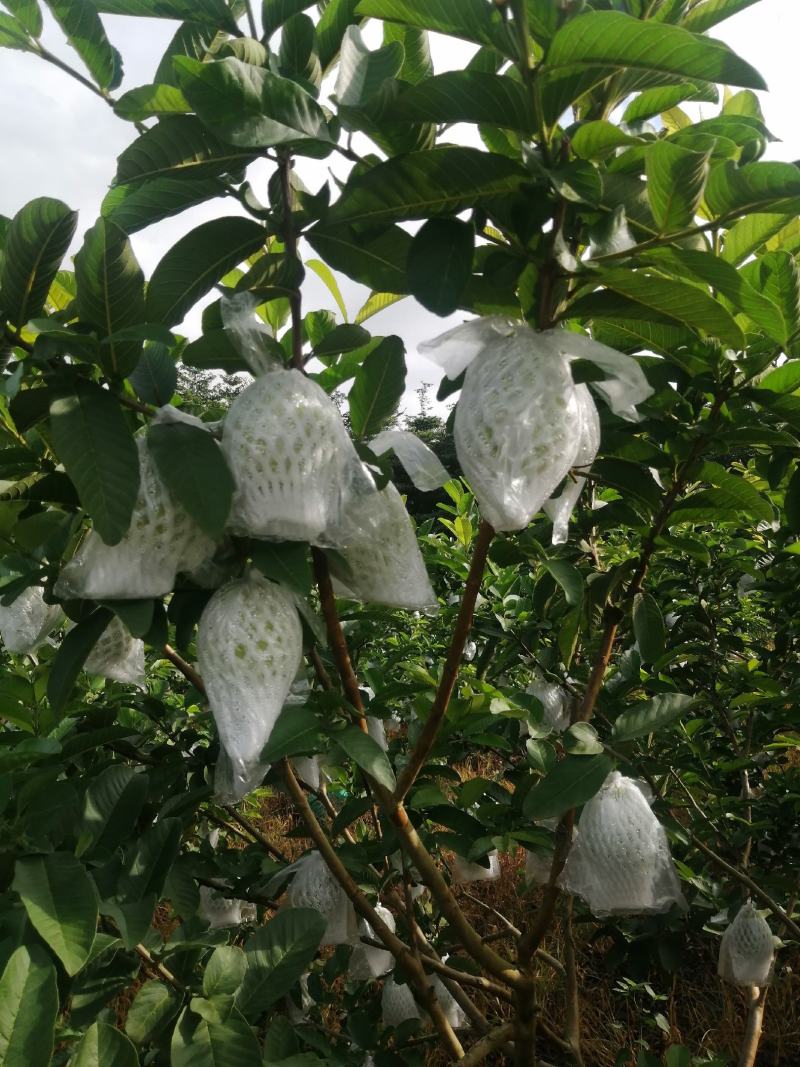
[460,1024,515,1067]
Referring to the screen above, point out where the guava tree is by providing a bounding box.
[0,1,799,1066]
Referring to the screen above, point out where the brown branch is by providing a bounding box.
[460,1024,515,1067]
[222,804,288,863]
[135,943,186,993]
[277,151,305,372]
[163,643,206,694]
[196,875,276,910]
[739,985,768,1067]
[394,519,494,802]
[312,547,367,728]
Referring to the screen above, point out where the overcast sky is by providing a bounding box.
[0,1,797,413]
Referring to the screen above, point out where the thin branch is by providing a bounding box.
[277,151,305,372]
[222,804,288,863]
[196,875,276,910]
[460,1024,515,1067]
[135,943,186,992]
[563,896,584,1066]
[162,643,206,694]
[243,0,258,37]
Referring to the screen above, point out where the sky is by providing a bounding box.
[0,1,798,414]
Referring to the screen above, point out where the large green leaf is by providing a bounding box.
[0,946,57,1067]
[263,0,317,37]
[0,197,77,328]
[356,0,516,58]
[129,342,178,406]
[1,0,41,37]
[336,25,402,107]
[348,335,406,438]
[120,818,182,902]
[407,218,473,316]
[317,0,360,70]
[523,755,614,821]
[722,212,794,266]
[384,22,432,84]
[74,218,146,376]
[102,176,226,234]
[147,421,234,539]
[546,11,765,90]
[705,160,800,219]
[72,1022,139,1067]
[80,765,148,857]
[204,946,247,998]
[43,0,122,89]
[47,608,113,714]
[306,224,411,293]
[683,0,761,33]
[175,57,331,149]
[0,11,32,48]
[389,70,536,134]
[262,705,321,762]
[235,909,326,1019]
[146,217,266,326]
[115,116,256,185]
[335,724,396,790]
[251,541,312,597]
[327,147,529,226]
[632,592,665,665]
[623,82,718,125]
[645,141,710,233]
[94,0,237,31]
[114,82,190,121]
[612,693,695,742]
[742,251,800,343]
[171,1009,262,1067]
[49,381,140,544]
[13,853,98,975]
[126,980,181,1045]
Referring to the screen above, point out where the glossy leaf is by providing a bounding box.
[72,1022,139,1067]
[126,981,181,1045]
[47,608,113,713]
[336,724,396,790]
[0,945,57,1067]
[0,197,77,328]
[306,223,411,293]
[356,0,516,58]
[147,421,234,539]
[1,0,41,36]
[684,0,761,33]
[612,693,695,742]
[263,0,317,37]
[95,0,237,31]
[80,764,148,856]
[114,82,190,120]
[115,116,256,185]
[407,218,473,316]
[523,755,614,821]
[13,853,98,975]
[646,141,710,233]
[705,160,800,219]
[171,1010,261,1067]
[102,177,226,234]
[235,909,326,1019]
[44,0,122,90]
[633,592,665,664]
[390,71,536,133]
[261,706,321,762]
[348,335,406,438]
[128,342,178,406]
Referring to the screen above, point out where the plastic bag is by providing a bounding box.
[526,675,572,733]
[559,772,686,916]
[222,367,372,544]
[197,571,303,802]
[198,885,255,928]
[0,585,61,653]
[452,849,500,884]
[718,902,775,987]
[286,974,313,1023]
[327,480,437,611]
[381,976,422,1029]
[55,437,215,600]
[220,291,282,377]
[543,384,600,545]
[287,850,359,945]
[431,974,468,1030]
[349,904,396,979]
[293,756,324,791]
[85,616,146,688]
[524,849,554,888]
[367,716,388,751]
[369,430,450,492]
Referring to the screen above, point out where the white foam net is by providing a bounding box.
[197,571,302,802]
[526,675,572,733]
[524,849,554,888]
[55,437,215,600]
[287,850,358,946]
[543,384,600,545]
[559,772,686,916]
[85,616,145,688]
[198,885,248,929]
[452,849,500,884]
[718,903,775,987]
[349,904,396,980]
[430,974,468,1030]
[0,585,62,653]
[381,976,421,1029]
[292,756,323,791]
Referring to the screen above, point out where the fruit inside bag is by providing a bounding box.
[286,850,359,946]
[85,616,146,689]
[348,905,396,980]
[0,585,62,654]
[718,902,775,987]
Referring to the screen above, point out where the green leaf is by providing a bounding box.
[335,724,396,790]
[633,592,665,664]
[251,541,312,596]
[546,11,765,90]
[95,0,237,31]
[72,1022,139,1067]
[181,329,250,373]
[263,0,317,37]
[356,0,516,58]
[235,909,327,1019]
[49,381,139,544]
[742,251,800,344]
[389,71,535,134]
[204,946,246,998]
[784,467,800,534]
[407,218,473,316]
[74,218,146,376]
[316,0,360,71]
[355,291,406,324]
[47,608,113,714]
[262,706,321,762]
[43,0,122,90]
[121,818,182,902]
[175,57,330,149]
[696,460,774,523]
[147,421,233,539]
[306,224,411,293]
[115,116,256,185]
[129,342,178,406]
[571,120,642,160]
[705,160,800,219]
[102,177,226,234]
[622,82,718,125]
[348,335,406,438]
[541,559,583,607]
[0,945,57,1067]
[0,197,77,328]
[114,82,190,120]
[80,765,148,856]
[684,0,761,33]
[171,1009,262,1067]
[384,22,432,84]
[0,10,32,48]
[327,147,529,226]
[126,980,181,1045]
[1,0,41,36]
[612,693,695,742]
[646,141,710,233]
[146,217,266,326]
[336,25,402,107]
[306,259,349,322]
[523,754,614,821]
[563,722,604,756]
[13,853,98,975]
[722,212,794,266]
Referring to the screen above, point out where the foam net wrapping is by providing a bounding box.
[85,617,146,688]
[526,675,572,733]
[221,368,370,544]
[349,904,396,979]
[55,437,215,600]
[0,585,62,653]
[197,571,303,802]
[718,903,775,987]
[381,977,422,1029]
[327,480,437,611]
[452,849,500,884]
[431,974,468,1030]
[287,850,359,946]
[198,885,255,928]
[543,384,600,545]
[559,772,686,917]
[525,849,555,888]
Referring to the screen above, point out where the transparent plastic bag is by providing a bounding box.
[381,976,422,1029]
[524,849,554,888]
[0,585,62,653]
[452,849,500,884]
[85,616,146,688]
[287,850,359,946]
[526,675,571,733]
[431,974,467,1030]
[349,904,396,979]
[369,430,450,492]
[327,480,437,611]
[221,291,282,377]
[367,716,388,752]
[293,756,323,791]
[197,571,303,802]
[55,437,214,600]
[559,772,686,916]
[285,973,313,1023]
[718,903,775,987]
[543,385,600,545]
[222,368,370,544]
[198,884,250,929]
